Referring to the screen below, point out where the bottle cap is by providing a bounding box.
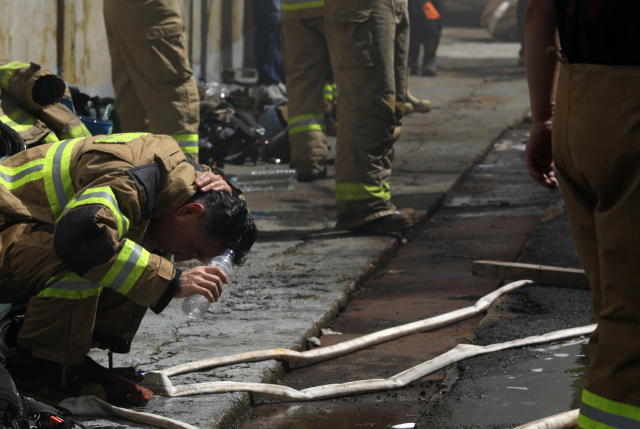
[223,249,235,260]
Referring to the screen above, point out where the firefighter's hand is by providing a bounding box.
[195,172,232,195]
[526,120,559,190]
[175,266,228,302]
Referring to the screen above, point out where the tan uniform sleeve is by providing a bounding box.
[52,150,179,311]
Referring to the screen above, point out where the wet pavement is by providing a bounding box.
[232,112,583,428]
[79,27,540,429]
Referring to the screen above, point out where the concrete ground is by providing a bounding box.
[81,27,533,428]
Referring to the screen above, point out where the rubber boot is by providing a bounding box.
[422,32,441,77]
[405,68,432,113]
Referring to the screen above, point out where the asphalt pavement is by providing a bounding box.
[80,27,538,429]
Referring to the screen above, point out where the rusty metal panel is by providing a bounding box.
[0,0,245,96]
[0,0,58,72]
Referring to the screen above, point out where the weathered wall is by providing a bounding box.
[0,0,246,98]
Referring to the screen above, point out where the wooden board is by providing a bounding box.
[472,260,590,289]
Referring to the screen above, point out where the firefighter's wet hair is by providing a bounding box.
[190,190,257,266]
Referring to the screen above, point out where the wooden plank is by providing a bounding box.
[472,260,590,289]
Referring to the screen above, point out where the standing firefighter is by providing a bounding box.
[0,133,257,405]
[525,0,640,427]
[280,0,332,182]
[325,0,426,232]
[103,0,201,161]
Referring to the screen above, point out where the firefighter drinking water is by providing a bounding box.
[0,132,257,406]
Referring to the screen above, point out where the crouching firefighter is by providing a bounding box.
[0,132,258,406]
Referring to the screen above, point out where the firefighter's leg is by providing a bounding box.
[326,0,413,230]
[0,225,97,366]
[281,17,330,181]
[553,63,640,427]
[103,0,200,162]
[103,0,148,133]
[92,288,147,354]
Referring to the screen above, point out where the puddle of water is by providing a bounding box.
[450,338,589,426]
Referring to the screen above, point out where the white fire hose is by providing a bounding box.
[69,279,591,429]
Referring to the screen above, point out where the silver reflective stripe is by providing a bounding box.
[51,139,74,212]
[289,117,323,127]
[581,403,640,429]
[106,244,143,291]
[47,280,100,291]
[73,191,129,231]
[282,0,319,4]
[176,140,198,148]
[0,163,43,184]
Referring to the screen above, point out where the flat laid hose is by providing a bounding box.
[156,280,535,377]
[514,409,580,429]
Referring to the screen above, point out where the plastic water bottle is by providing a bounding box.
[181,249,235,319]
[229,170,297,192]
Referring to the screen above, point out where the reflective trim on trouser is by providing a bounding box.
[0,61,27,91]
[43,138,83,220]
[59,123,92,140]
[0,106,37,133]
[99,239,150,296]
[324,84,334,101]
[62,186,131,239]
[0,159,45,190]
[171,133,199,154]
[282,0,324,11]
[39,273,101,299]
[335,182,391,202]
[578,389,640,429]
[289,113,326,136]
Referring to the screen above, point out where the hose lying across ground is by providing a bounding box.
[141,279,595,402]
[143,325,595,400]
[156,280,535,377]
[514,409,580,429]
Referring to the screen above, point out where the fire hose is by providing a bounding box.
[63,279,592,429]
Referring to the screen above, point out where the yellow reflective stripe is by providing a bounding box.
[332,83,338,97]
[578,389,640,429]
[324,84,333,100]
[42,133,59,143]
[95,132,149,143]
[0,61,27,91]
[0,159,45,190]
[282,0,324,11]
[44,138,82,220]
[99,239,150,296]
[63,186,130,239]
[335,182,391,201]
[0,107,37,132]
[181,146,199,154]
[60,123,92,139]
[38,272,102,299]
[289,113,326,135]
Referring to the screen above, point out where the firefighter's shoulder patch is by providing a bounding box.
[95,133,149,143]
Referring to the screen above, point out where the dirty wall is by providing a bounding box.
[0,0,248,97]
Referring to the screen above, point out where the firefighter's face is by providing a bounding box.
[149,202,225,263]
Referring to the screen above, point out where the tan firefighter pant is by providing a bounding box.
[325,0,409,229]
[552,62,640,427]
[103,0,200,161]
[0,224,147,366]
[281,17,330,179]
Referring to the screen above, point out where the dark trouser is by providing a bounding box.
[408,0,442,72]
[0,224,146,366]
[252,0,284,85]
[553,61,640,428]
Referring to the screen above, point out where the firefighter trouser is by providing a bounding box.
[0,224,147,366]
[325,0,409,228]
[281,17,330,179]
[552,62,640,428]
[103,0,200,162]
